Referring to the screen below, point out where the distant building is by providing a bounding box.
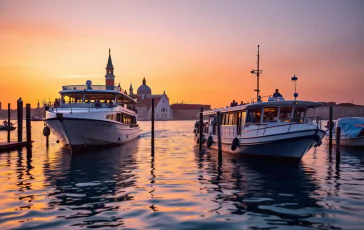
[170,103,211,120]
[0,101,2,111]
[133,78,172,120]
[307,102,364,119]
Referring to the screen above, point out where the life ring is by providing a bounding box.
[206,136,213,148]
[231,137,240,151]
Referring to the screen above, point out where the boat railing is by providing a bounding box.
[45,101,137,113]
[250,95,272,104]
[62,85,119,91]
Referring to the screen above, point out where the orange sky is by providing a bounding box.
[1,0,364,109]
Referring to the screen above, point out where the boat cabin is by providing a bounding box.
[203,99,321,138]
[49,85,137,111]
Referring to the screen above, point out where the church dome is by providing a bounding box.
[137,77,152,95]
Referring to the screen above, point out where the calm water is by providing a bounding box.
[1,121,364,229]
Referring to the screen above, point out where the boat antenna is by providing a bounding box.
[251,45,263,99]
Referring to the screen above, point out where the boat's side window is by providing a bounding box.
[222,113,229,125]
[263,107,278,122]
[246,109,262,124]
[293,107,306,122]
[279,107,292,122]
[105,114,115,121]
[228,113,237,125]
[122,114,132,124]
[116,113,121,122]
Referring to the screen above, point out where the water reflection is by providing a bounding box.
[195,150,326,228]
[43,143,138,228]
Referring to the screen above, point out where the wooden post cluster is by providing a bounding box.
[336,126,341,162]
[217,111,222,161]
[329,106,333,153]
[17,98,23,142]
[199,107,203,152]
[7,103,10,143]
[151,98,155,157]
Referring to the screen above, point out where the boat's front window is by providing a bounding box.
[279,107,293,122]
[293,107,306,122]
[263,107,278,122]
[246,108,262,124]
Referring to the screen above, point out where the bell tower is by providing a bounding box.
[129,83,134,96]
[105,49,115,90]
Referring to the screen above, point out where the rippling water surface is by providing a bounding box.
[1,121,364,229]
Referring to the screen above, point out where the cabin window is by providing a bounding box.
[293,107,306,122]
[222,113,229,125]
[105,114,115,121]
[228,113,237,125]
[240,111,246,127]
[116,113,121,122]
[246,108,262,123]
[263,107,278,122]
[279,107,292,122]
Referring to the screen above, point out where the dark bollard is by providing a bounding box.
[217,111,222,162]
[7,103,10,143]
[329,106,333,153]
[26,104,31,145]
[151,98,155,157]
[199,107,203,152]
[336,126,341,162]
[17,98,23,143]
[43,125,50,148]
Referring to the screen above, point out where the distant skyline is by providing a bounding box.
[1,0,364,108]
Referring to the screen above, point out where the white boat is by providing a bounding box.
[44,81,141,151]
[195,98,325,163]
[194,45,325,163]
[325,117,364,147]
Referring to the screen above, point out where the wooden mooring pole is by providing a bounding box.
[26,104,31,144]
[336,126,341,162]
[199,107,203,152]
[151,98,155,157]
[329,106,333,153]
[217,111,222,162]
[7,103,10,143]
[17,98,23,143]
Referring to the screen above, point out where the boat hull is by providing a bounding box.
[0,126,16,131]
[198,129,325,162]
[44,118,140,151]
[326,136,364,147]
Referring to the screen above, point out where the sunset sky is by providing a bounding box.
[1,0,363,109]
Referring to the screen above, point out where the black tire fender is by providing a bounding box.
[231,137,240,151]
[206,136,213,148]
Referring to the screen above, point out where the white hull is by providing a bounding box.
[197,129,325,163]
[325,136,364,147]
[45,118,140,150]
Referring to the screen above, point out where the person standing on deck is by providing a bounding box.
[273,89,283,98]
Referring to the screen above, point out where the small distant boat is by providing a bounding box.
[325,117,364,147]
[0,125,16,131]
[31,116,44,121]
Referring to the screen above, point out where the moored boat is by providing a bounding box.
[193,45,325,163]
[0,125,16,131]
[195,99,325,163]
[44,49,141,151]
[325,117,364,147]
